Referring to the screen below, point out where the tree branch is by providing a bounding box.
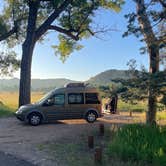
[35,0,72,41]
[0,27,17,42]
[158,0,166,8]
[48,25,79,41]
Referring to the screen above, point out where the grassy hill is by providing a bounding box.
[0,78,77,92]
[0,69,130,91]
[87,69,129,85]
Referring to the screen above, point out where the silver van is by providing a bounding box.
[15,83,102,125]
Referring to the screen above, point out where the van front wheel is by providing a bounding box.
[28,113,42,126]
[86,111,97,123]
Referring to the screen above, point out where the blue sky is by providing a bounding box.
[2,1,149,81]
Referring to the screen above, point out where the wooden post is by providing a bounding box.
[130,111,132,117]
[94,147,102,163]
[88,136,94,148]
[99,123,104,136]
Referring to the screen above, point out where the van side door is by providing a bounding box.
[41,93,66,121]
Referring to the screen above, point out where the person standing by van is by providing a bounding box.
[106,95,118,114]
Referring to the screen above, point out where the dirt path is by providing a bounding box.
[0,151,35,166]
[0,113,144,166]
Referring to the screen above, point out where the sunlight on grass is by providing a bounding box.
[157,112,166,121]
[0,92,44,109]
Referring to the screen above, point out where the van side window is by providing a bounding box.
[54,94,65,105]
[85,93,100,104]
[68,93,84,104]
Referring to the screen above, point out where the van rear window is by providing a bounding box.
[68,93,84,104]
[85,93,100,104]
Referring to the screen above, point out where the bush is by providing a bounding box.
[108,124,166,166]
[131,108,145,112]
[0,105,14,117]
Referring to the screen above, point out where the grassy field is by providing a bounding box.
[0,91,44,109]
[1,92,147,110]
[0,92,44,117]
[0,92,165,121]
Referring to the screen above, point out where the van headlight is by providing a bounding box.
[16,108,23,114]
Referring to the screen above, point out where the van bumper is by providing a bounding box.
[15,112,25,121]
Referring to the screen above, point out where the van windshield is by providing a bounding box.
[36,90,54,104]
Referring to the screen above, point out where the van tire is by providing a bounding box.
[86,111,97,123]
[28,113,42,126]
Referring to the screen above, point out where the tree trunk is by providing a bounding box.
[146,44,159,124]
[19,41,35,106]
[19,2,39,106]
[135,0,159,124]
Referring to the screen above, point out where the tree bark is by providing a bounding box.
[147,44,159,124]
[19,2,39,106]
[135,0,159,124]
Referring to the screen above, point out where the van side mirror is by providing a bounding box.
[43,98,54,106]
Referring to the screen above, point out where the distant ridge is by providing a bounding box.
[0,69,130,91]
[0,78,77,92]
[87,69,129,85]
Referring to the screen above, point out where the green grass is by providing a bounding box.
[117,100,147,112]
[108,124,166,166]
[37,126,154,166]
[157,112,166,121]
[0,105,14,117]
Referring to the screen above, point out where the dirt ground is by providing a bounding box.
[0,112,145,166]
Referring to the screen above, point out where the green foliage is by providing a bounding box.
[131,108,145,112]
[0,0,124,59]
[52,35,83,62]
[0,17,8,35]
[113,60,166,106]
[160,95,166,106]
[123,1,165,44]
[108,124,166,166]
[0,104,14,117]
[117,99,147,112]
[123,0,166,67]
[0,51,20,76]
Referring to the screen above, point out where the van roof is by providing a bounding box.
[53,86,98,94]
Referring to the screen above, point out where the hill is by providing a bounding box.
[0,69,130,91]
[87,69,129,85]
[0,78,77,92]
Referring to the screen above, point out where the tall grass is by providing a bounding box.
[108,124,166,166]
[0,105,14,117]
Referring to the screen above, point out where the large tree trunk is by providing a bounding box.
[19,40,35,106]
[19,2,39,106]
[146,44,159,124]
[135,0,159,125]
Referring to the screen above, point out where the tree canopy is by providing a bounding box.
[0,0,124,60]
[0,0,124,106]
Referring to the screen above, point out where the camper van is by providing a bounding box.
[15,83,102,126]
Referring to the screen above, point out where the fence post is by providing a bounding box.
[94,147,102,163]
[99,123,104,136]
[88,136,94,149]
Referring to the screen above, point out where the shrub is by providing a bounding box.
[131,108,145,112]
[108,124,166,166]
[0,105,14,117]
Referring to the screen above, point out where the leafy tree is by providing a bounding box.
[0,51,20,76]
[123,0,166,124]
[0,0,124,106]
[114,59,166,124]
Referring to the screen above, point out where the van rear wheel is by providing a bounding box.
[86,111,97,123]
[28,113,42,126]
